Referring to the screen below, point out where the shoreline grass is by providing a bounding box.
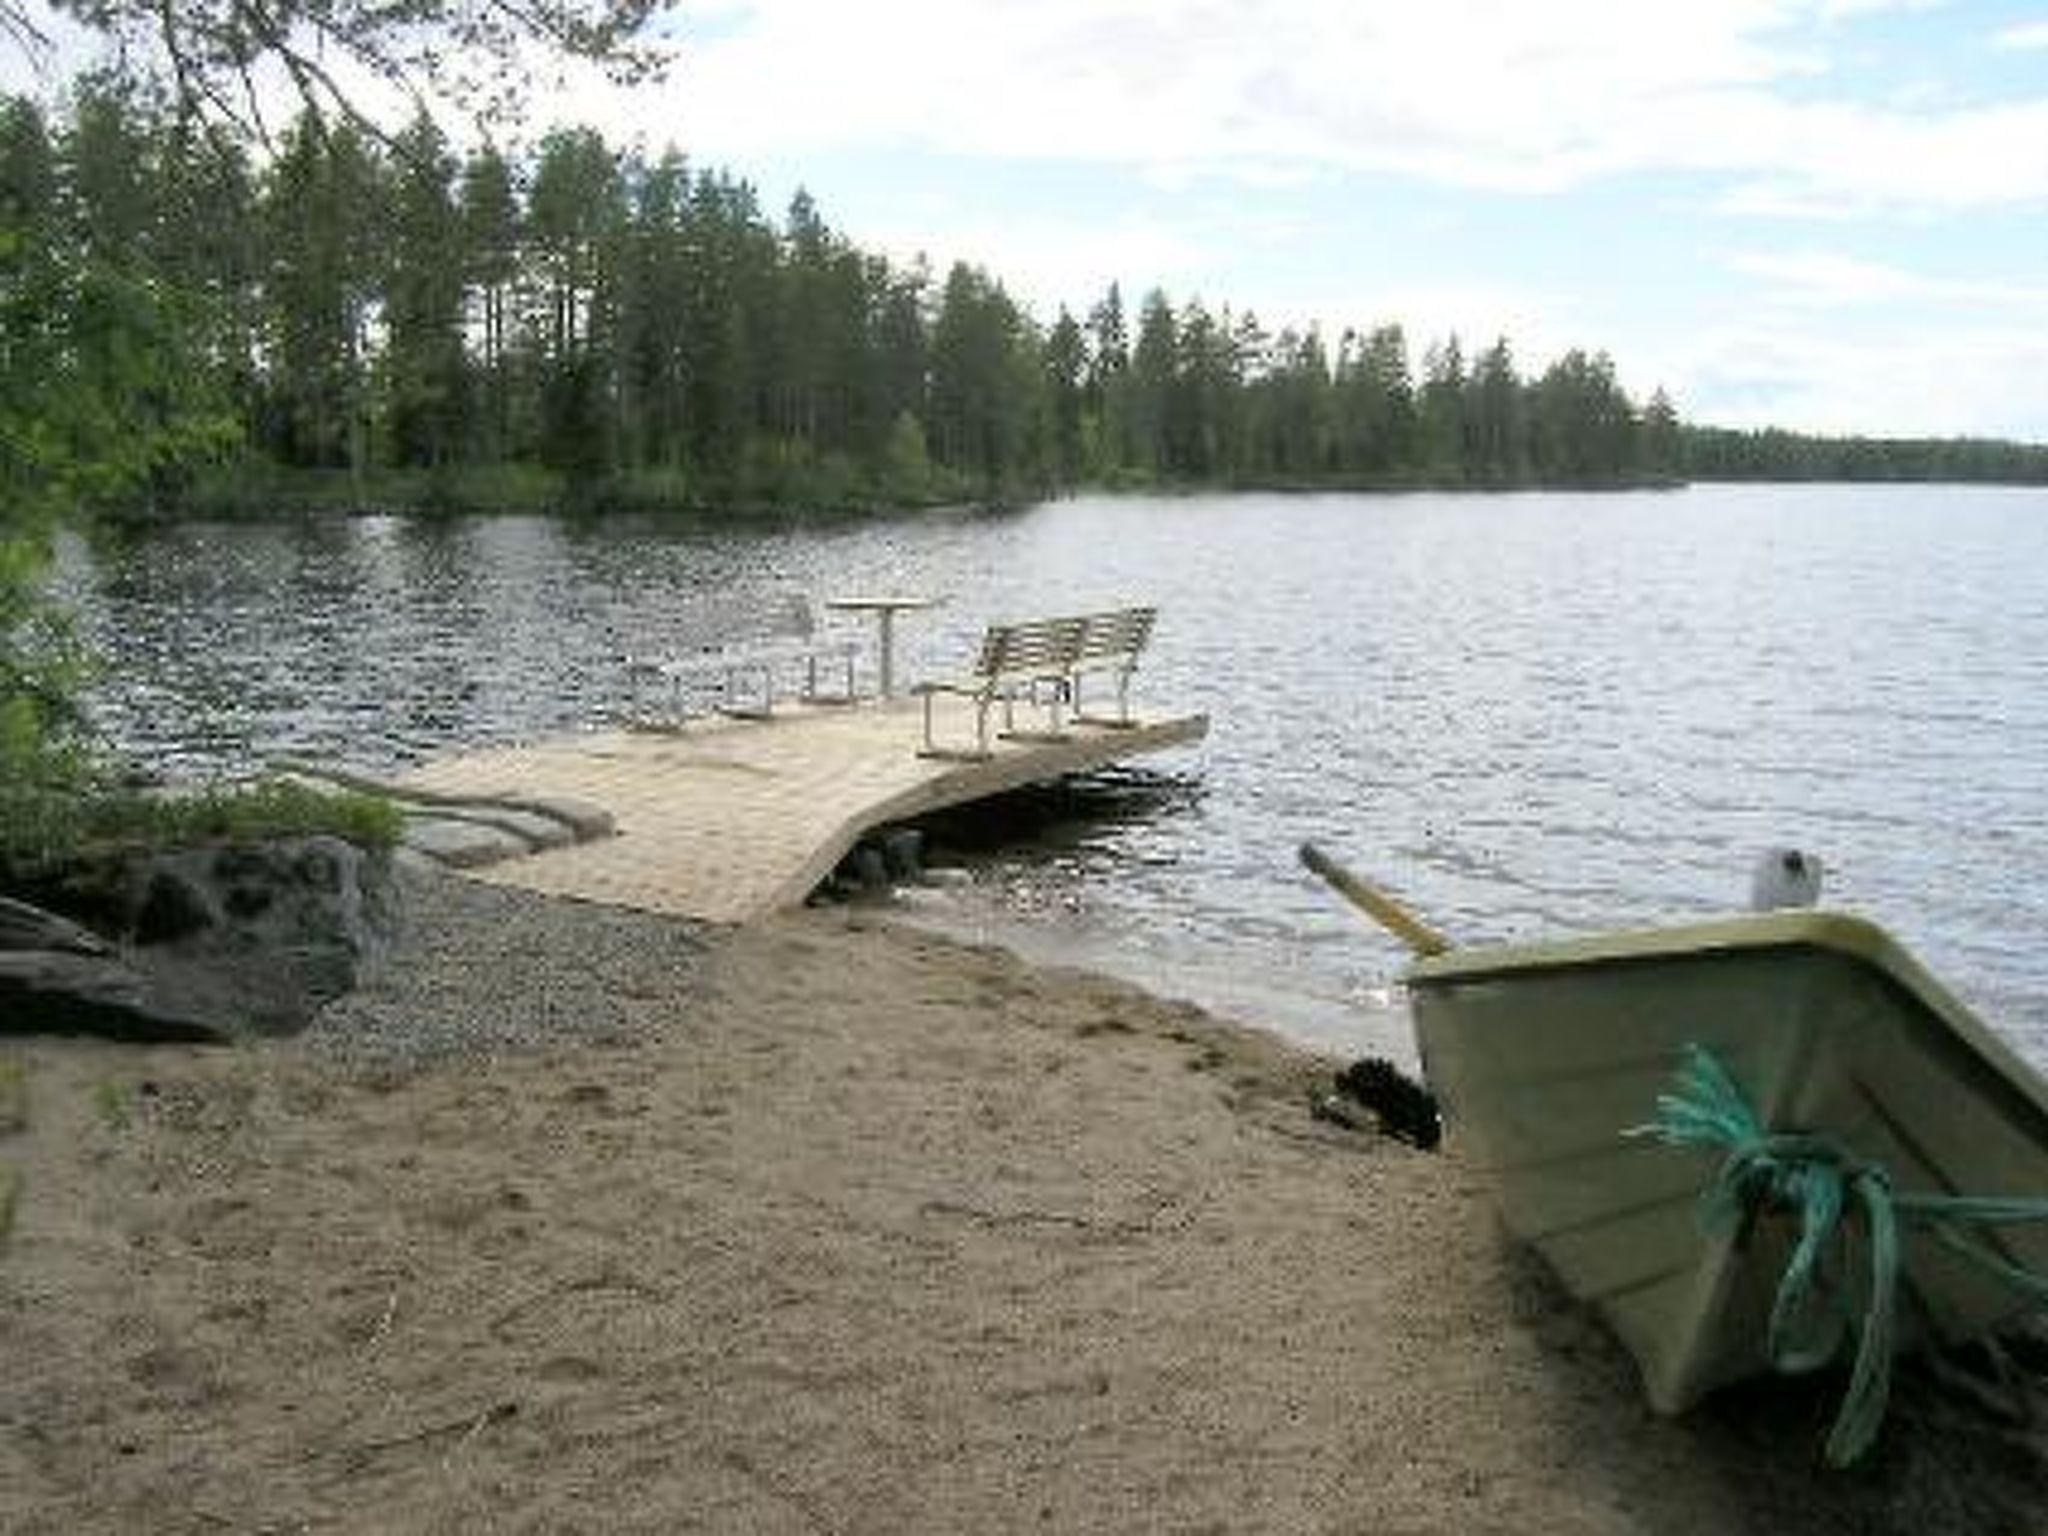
[1,778,404,892]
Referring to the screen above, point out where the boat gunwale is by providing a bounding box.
[1407,907,2048,1194]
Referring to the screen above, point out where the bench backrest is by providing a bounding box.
[974,615,1087,680]
[967,606,1155,682]
[1075,606,1156,664]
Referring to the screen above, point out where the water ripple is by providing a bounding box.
[49,483,2048,1064]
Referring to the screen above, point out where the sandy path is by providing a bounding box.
[2,898,2043,1534]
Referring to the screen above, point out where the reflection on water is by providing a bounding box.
[50,484,2048,1065]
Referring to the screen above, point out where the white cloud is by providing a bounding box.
[1677,322,2048,437]
[626,0,2048,213]
[1993,19,2048,49]
[1670,249,2048,434]
[852,209,1217,315]
[1730,248,2048,314]
[850,198,1592,361]
[1730,250,1926,304]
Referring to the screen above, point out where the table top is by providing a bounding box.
[823,596,944,614]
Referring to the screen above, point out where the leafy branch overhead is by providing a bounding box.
[0,1,672,132]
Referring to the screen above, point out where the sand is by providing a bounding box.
[3,878,2046,1534]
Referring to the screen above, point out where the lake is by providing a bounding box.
[50,483,2048,1065]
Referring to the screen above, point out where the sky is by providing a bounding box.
[8,1,2048,440]
[565,0,2048,442]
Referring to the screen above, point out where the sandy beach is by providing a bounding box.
[3,872,2045,1534]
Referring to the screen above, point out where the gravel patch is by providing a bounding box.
[296,864,709,1075]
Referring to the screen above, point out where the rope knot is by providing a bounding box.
[1637,1044,2048,1467]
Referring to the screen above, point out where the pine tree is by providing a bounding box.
[1043,307,1086,487]
[384,115,469,468]
[1127,289,1176,478]
[259,115,383,486]
[457,143,522,462]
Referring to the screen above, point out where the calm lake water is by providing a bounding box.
[50,484,2048,1065]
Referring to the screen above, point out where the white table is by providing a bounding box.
[824,595,942,699]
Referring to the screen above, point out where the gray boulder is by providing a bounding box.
[116,836,400,1034]
[0,949,226,1043]
[400,816,533,869]
[0,896,113,957]
[1,835,400,1041]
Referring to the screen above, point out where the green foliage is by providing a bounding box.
[9,89,1721,514]
[1,86,242,823]
[0,777,404,889]
[1681,425,2048,484]
[879,410,938,504]
[0,8,663,878]
[178,458,567,516]
[21,2,669,133]
[0,536,89,777]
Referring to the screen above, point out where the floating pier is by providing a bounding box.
[391,696,1208,923]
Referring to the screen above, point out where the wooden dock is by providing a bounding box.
[394,696,1208,923]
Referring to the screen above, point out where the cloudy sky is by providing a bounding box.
[571,0,2048,441]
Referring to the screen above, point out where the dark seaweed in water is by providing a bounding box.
[1335,1057,1441,1150]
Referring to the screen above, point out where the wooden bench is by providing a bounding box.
[910,605,1158,759]
[1068,606,1157,728]
[624,592,857,726]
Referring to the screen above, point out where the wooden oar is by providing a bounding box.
[1298,842,1452,958]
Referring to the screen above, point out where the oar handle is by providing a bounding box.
[1299,843,1452,957]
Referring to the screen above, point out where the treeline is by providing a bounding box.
[1682,427,2048,485]
[1,85,1697,513]
[8,86,2039,515]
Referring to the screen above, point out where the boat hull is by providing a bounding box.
[1407,911,2048,1414]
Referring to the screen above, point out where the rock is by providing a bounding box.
[3,835,398,1041]
[122,836,398,1036]
[850,845,890,890]
[134,868,218,944]
[400,816,531,869]
[433,806,577,852]
[921,867,974,890]
[269,761,614,846]
[390,845,443,880]
[516,796,615,842]
[0,896,113,957]
[0,951,226,1044]
[880,828,925,880]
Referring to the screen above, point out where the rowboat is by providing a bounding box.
[1300,845,2048,1461]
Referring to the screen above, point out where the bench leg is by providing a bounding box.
[998,678,1071,743]
[914,688,995,761]
[797,646,860,706]
[720,661,775,721]
[1072,665,1140,729]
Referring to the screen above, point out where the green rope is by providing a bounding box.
[1634,1044,2048,1467]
